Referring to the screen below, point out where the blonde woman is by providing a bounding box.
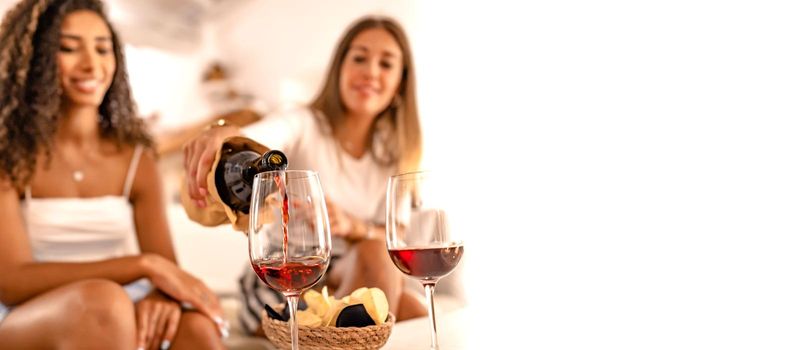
[183,16,427,334]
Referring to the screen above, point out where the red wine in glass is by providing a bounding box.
[250,170,331,350]
[389,244,464,281]
[251,256,327,294]
[386,171,463,350]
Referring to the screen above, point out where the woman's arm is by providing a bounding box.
[326,199,385,242]
[184,108,308,206]
[0,182,154,305]
[129,149,176,262]
[128,148,224,324]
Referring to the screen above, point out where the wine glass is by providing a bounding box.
[386,170,464,350]
[249,170,332,350]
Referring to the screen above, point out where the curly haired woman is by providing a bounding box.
[0,1,227,349]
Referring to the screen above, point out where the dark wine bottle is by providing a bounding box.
[214,148,288,214]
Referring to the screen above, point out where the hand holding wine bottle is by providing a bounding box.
[183,124,241,207]
[181,132,288,231]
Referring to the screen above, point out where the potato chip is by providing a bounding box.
[321,286,339,306]
[292,286,391,328]
[295,310,322,327]
[321,300,346,327]
[361,288,389,325]
[303,289,328,317]
[321,286,329,301]
[349,287,369,303]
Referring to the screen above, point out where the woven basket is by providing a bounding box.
[260,310,394,350]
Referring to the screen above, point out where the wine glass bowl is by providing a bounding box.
[386,170,463,350]
[387,244,464,281]
[249,170,331,350]
[250,255,327,294]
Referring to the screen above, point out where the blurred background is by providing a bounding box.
[1,0,800,349]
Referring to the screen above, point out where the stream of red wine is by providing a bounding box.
[275,172,289,264]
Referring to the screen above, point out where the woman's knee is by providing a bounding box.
[56,279,136,346]
[65,279,135,323]
[352,239,393,267]
[0,279,135,349]
[350,239,403,288]
[173,312,223,349]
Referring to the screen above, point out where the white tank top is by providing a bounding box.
[0,145,150,320]
[22,145,144,262]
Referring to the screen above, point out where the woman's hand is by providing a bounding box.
[141,254,228,337]
[135,291,180,350]
[183,125,240,207]
[326,200,368,240]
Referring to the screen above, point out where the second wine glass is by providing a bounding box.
[386,170,464,350]
[249,170,332,350]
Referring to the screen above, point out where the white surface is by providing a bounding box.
[385,307,468,350]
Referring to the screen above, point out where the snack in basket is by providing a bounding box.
[261,307,395,350]
[336,304,375,327]
[265,286,390,328]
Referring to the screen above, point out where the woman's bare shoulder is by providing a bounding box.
[0,177,21,198]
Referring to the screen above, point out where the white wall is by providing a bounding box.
[114,0,220,132]
[124,44,213,132]
[208,0,420,112]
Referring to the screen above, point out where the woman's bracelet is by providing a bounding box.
[205,117,227,131]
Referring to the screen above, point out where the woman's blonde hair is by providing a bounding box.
[310,16,421,173]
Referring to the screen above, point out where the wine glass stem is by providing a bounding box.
[286,294,300,350]
[423,281,439,350]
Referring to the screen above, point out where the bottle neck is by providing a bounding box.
[255,150,288,174]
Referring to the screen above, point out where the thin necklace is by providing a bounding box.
[72,169,84,182]
[55,148,85,183]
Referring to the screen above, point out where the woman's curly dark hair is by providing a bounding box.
[0,0,152,189]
